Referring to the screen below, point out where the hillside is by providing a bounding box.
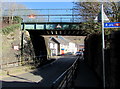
[1,24,21,66]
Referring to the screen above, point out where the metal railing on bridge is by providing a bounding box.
[51,57,80,89]
[3,9,94,23]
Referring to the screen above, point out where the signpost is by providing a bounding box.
[100,4,119,89]
[104,22,120,28]
[95,3,119,89]
[101,4,106,89]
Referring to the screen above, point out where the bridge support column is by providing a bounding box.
[29,32,47,66]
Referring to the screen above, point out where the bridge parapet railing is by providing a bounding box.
[3,9,82,23]
[51,57,80,89]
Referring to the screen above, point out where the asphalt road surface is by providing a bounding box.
[1,56,78,88]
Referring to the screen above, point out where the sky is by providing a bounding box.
[2,0,77,2]
[19,2,74,9]
[2,0,119,2]
[17,2,76,22]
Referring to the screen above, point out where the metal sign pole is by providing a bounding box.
[101,4,106,89]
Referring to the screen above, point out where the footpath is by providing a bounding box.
[73,60,102,89]
[0,65,36,79]
[0,56,61,79]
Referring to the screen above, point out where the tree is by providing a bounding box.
[73,2,100,21]
[73,1,119,34]
[2,2,27,24]
[13,16,23,23]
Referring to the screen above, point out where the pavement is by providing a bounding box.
[0,56,61,79]
[0,65,36,79]
[73,60,102,89]
[1,56,77,88]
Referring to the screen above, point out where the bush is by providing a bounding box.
[13,16,22,23]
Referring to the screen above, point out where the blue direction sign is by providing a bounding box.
[104,22,120,28]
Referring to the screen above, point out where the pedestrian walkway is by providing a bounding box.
[2,56,77,88]
[0,56,61,79]
[73,60,102,89]
[0,65,35,79]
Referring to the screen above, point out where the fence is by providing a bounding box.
[0,55,47,69]
[51,57,79,89]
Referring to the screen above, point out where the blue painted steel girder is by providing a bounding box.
[21,22,82,30]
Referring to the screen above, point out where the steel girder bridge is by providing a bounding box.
[16,9,93,36]
[3,9,94,36]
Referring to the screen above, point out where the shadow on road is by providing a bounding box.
[6,74,34,82]
[2,56,77,88]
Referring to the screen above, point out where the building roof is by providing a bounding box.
[55,37,69,45]
[43,36,69,45]
[63,36,86,45]
[50,37,60,44]
[43,36,86,46]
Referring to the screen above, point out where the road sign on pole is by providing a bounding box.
[101,4,106,89]
[104,22,120,28]
[95,4,107,89]
[94,6,109,22]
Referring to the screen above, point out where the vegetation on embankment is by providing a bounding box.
[1,23,21,35]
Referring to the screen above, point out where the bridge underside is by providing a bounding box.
[27,30,88,36]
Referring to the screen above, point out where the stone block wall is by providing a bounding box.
[84,33,111,88]
[110,31,120,88]
[85,31,120,88]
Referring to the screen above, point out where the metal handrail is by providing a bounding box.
[51,57,79,89]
